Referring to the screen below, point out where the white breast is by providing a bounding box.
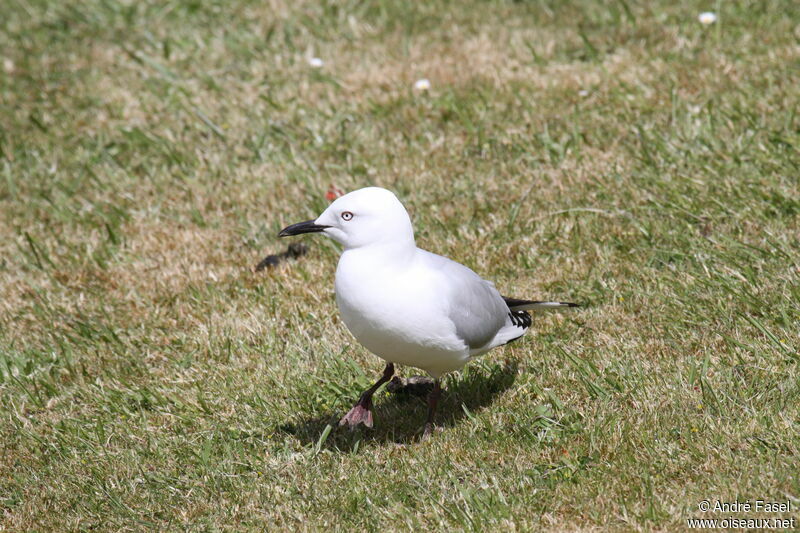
[334,247,469,377]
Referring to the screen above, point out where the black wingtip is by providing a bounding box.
[503,297,581,310]
[502,296,534,308]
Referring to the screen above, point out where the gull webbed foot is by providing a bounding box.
[339,403,374,429]
[339,363,394,431]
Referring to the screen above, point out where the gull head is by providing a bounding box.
[279,187,415,250]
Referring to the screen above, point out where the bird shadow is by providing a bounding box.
[279,360,518,450]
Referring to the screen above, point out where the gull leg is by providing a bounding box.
[339,363,394,429]
[422,379,442,437]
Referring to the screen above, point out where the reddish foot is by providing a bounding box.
[339,404,374,429]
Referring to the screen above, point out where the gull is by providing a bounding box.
[279,187,577,436]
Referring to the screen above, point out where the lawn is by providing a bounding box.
[1,0,799,530]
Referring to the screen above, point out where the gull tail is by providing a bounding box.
[482,297,579,352]
[502,297,579,312]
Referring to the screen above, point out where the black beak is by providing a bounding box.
[278,219,331,237]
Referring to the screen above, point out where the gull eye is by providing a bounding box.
[341,211,353,221]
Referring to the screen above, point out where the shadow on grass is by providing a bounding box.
[280,360,518,449]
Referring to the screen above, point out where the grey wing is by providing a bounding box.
[419,250,508,350]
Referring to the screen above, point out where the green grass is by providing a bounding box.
[1,0,799,529]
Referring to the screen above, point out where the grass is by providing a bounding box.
[1,0,799,529]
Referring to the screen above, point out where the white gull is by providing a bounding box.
[279,187,577,436]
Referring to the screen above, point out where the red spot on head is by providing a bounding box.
[326,184,344,202]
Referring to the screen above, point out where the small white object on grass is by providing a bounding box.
[698,12,717,25]
[279,187,578,436]
[413,78,431,91]
[308,57,324,68]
